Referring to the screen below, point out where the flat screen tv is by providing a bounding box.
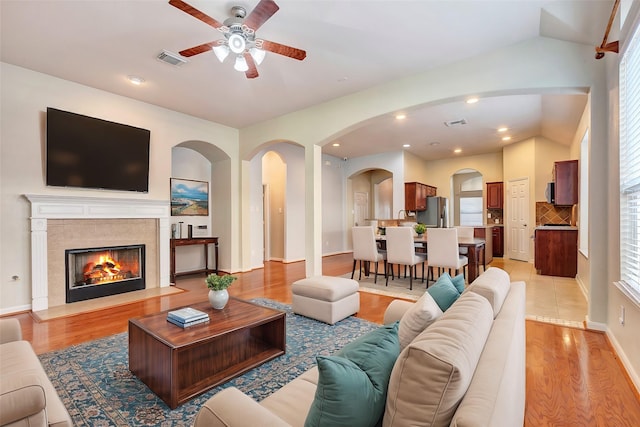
[46,107,150,192]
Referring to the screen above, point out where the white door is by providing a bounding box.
[354,192,369,226]
[508,178,530,261]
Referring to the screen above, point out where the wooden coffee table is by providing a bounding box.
[128,298,286,409]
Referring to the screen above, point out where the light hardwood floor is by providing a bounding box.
[2,254,639,426]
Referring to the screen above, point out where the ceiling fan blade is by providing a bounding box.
[244,53,259,79]
[168,0,224,30]
[260,39,306,61]
[244,0,279,31]
[179,41,216,57]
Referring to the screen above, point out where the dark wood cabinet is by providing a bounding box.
[534,229,578,277]
[553,160,578,206]
[492,226,504,257]
[486,182,504,209]
[405,182,437,211]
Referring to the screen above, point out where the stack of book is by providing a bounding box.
[167,307,210,328]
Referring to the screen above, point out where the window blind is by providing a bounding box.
[620,18,640,296]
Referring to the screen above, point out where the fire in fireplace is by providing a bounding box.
[66,244,145,303]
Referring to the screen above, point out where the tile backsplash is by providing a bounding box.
[536,202,573,226]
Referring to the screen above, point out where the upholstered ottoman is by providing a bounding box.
[291,276,360,324]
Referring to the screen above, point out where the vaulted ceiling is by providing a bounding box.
[1,1,613,160]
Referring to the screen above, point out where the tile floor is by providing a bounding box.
[491,257,588,328]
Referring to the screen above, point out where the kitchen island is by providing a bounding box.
[534,226,578,277]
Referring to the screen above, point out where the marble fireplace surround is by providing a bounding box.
[25,195,170,311]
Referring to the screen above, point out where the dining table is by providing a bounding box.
[376,235,487,283]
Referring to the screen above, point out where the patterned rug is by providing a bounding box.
[38,299,378,426]
[341,271,428,301]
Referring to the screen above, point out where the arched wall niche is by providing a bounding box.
[171,140,232,273]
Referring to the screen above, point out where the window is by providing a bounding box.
[459,197,483,226]
[619,16,640,299]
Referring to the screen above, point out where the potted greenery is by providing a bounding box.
[414,223,427,236]
[205,274,237,309]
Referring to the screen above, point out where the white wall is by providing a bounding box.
[322,154,347,255]
[0,63,239,313]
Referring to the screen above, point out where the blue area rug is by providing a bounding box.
[38,299,378,426]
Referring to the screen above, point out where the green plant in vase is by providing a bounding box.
[206,274,237,309]
[414,223,427,236]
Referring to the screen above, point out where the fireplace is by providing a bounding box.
[66,244,145,303]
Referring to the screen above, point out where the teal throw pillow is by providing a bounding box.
[427,274,460,311]
[305,323,400,427]
[450,272,466,293]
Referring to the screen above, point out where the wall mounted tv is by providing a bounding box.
[46,107,151,192]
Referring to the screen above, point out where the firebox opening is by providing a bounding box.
[66,244,145,303]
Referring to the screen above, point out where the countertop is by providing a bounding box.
[535,225,578,230]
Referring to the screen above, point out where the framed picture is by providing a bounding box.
[170,178,209,216]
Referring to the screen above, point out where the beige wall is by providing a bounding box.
[263,151,286,260]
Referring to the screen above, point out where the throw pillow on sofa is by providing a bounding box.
[398,292,443,350]
[451,273,466,293]
[427,274,460,311]
[305,322,400,427]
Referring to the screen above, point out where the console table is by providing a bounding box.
[170,237,219,283]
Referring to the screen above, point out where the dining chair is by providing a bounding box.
[455,226,474,256]
[384,226,427,290]
[427,228,468,283]
[351,226,386,283]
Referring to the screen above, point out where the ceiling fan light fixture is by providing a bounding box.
[212,45,230,63]
[228,33,246,54]
[234,55,249,72]
[249,47,266,65]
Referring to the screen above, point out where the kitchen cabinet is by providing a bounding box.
[534,228,578,277]
[553,160,578,206]
[486,182,503,209]
[492,226,504,257]
[404,182,437,211]
[473,226,493,265]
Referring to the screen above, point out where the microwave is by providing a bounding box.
[545,182,555,204]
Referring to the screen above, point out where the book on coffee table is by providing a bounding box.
[167,307,208,323]
[167,316,210,328]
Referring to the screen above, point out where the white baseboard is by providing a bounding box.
[606,327,640,395]
[0,304,31,316]
[585,317,607,331]
[575,275,589,300]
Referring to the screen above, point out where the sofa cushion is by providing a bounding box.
[465,267,511,317]
[398,292,443,350]
[427,274,460,311]
[306,323,399,427]
[383,292,494,427]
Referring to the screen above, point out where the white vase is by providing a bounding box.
[208,289,229,309]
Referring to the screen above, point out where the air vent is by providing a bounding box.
[444,119,468,127]
[156,50,188,66]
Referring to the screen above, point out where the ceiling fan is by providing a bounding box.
[169,0,306,79]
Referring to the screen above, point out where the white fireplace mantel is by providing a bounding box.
[25,194,171,311]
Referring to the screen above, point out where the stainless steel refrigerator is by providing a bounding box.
[416,197,449,228]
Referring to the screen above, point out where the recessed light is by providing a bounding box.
[466,97,479,104]
[395,114,407,120]
[429,141,440,146]
[497,127,509,133]
[127,75,145,85]
[502,136,512,141]
[332,143,340,147]
[403,144,411,148]
[454,148,462,154]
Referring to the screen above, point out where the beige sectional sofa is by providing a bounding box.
[194,267,526,427]
[0,318,72,427]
